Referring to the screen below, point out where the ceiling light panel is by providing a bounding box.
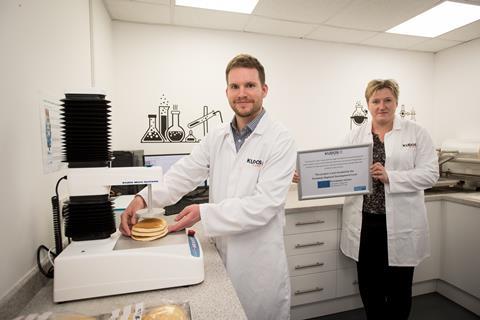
[387,1,480,38]
[175,0,259,14]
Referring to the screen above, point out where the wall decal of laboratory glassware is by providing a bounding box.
[350,101,368,129]
[399,104,416,121]
[141,94,223,143]
[188,105,224,136]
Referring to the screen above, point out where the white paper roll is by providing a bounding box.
[441,139,480,154]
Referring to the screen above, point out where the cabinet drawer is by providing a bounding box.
[337,268,359,297]
[285,209,338,235]
[285,230,337,256]
[288,251,337,277]
[290,271,337,306]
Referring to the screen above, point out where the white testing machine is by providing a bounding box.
[53,167,204,302]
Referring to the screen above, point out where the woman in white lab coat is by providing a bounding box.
[340,79,439,320]
[120,54,296,320]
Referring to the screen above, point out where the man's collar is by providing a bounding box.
[230,108,265,133]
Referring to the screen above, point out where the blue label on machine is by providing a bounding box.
[354,185,366,191]
[188,235,200,257]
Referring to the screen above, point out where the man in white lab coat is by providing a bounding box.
[120,54,296,320]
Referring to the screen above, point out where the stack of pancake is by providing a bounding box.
[131,217,168,241]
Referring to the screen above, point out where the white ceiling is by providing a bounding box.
[103,0,480,53]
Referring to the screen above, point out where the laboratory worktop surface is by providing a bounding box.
[15,187,480,319]
[18,222,247,319]
[285,185,480,211]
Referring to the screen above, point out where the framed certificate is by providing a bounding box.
[297,143,372,200]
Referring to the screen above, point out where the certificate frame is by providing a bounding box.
[297,143,372,200]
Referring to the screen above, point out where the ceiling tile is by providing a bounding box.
[408,38,462,52]
[252,0,351,24]
[104,0,479,52]
[305,25,378,44]
[173,6,250,31]
[361,33,428,50]
[104,0,171,24]
[325,0,439,31]
[438,19,480,42]
[244,16,316,38]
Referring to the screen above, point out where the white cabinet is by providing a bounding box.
[413,200,442,282]
[442,201,480,299]
[288,251,337,277]
[285,207,340,307]
[291,271,337,306]
[284,230,338,256]
[285,206,362,310]
[336,267,359,297]
[286,195,480,319]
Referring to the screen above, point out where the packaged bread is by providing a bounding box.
[142,304,188,320]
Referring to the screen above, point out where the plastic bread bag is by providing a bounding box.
[104,301,191,320]
[12,301,191,320]
[49,314,97,320]
[12,312,97,320]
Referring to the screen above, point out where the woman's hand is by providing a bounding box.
[292,170,300,183]
[370,162,389,184]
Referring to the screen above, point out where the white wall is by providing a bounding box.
[0,0,113,304]
[433,38,480,144]
[112,22,435,154]
[91,0,114,98]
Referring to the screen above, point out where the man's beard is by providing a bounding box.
[231,100,261,118]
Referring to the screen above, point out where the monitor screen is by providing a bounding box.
[144,153,188,172]
[111,150,145,195]
[143,153,208,187]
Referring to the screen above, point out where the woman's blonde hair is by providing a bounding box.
[365,79,399,103]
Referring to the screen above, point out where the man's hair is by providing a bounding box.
[225,54,266,85]
[365,79,399,103]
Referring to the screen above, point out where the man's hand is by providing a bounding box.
[370,162,389,184]
[119,195,146,236]
[168,204,201,233]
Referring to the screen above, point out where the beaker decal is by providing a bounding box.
[399,104,416,121]
[165,105,185,142]
[350,101,368,129]
[185,130,197,142]
[141,114,164,142]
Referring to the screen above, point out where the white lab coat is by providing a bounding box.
[143,113,296,320]
[340,116,439,266]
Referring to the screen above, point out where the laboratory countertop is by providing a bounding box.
[18,222,247,319]
[17,187,480,319]
[284,184,480,211]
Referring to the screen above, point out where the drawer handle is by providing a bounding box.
[295,241,325,248]
[294,262,324,270]
[295,220,325,226]
[352,280,358,285]
[294,287,324,295]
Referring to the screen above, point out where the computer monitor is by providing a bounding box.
[143,153,208,187]
[111,150,145,195]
